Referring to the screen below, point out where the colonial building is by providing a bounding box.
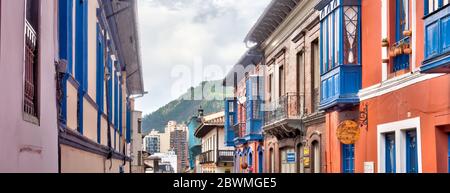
[57,0,144,173]
[0,0,144,173]
[313,0,363,173]
[315,0,450,173]
[195,112,234,173]
[0,0,59,172]
[356,0,450,173]
[243,0,326,173]
[223,47,264,173]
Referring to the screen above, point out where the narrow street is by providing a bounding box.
[0,0,449,177]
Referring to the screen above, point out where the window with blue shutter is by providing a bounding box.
[406,130,418,173]
[75,0,88,134]
[96,23,105,143]
[224,98,237,146]
[58,0,74,125]
[385,133,396,173]
[393,0,410,72]
[316,0,362,111]
[342,144,355,173]
[422,0,450,73]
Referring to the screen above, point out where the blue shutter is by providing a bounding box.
[126,103,131,143]
[114,74,118,129]
[119,83,123,134]
[406,130,418,173]
[448,133,450,173]
[75,0,88,134]
[96,23,105,143]
[58,0,74,125]
[75,0,88,90]
[342,144,355,173]
[385,133,396,173]
[258,147,264,173]
[107,56,113,122]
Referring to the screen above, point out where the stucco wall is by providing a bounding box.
[60,145,130,173]
[0,0,58,172]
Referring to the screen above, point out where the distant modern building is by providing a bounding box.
[170,124,188,173]
[143,130,161,155]
[130,110,145,173]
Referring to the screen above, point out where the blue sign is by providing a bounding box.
[287,152,296,163]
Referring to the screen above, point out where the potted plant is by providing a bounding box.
[389,47,397,57]
[403,43,412,54]
[403,30,412,37]
[381,38,389,47]
[394,44,403,55]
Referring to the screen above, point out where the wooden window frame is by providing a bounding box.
[23,0,40,125]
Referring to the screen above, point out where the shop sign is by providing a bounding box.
[337,120,360,144]
[364,162,374,173]
[287,152,296,163]
[303,147,310,168]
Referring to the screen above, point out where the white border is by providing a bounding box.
[377,117,422,173]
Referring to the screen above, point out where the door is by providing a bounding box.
[342,144,355,173]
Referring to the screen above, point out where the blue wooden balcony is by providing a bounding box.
[422,4,450,73]
[244,76,264,142]
[320,65,361,110]
[316,0,362,110]
[224,98,237,146]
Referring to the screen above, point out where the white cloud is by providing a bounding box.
[135,0,271,114]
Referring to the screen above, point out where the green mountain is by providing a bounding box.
[142,80,232,134]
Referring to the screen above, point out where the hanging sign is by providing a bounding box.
[337,120,360,145]
[303,147,310,168]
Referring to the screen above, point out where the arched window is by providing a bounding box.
[297,143,304,173]
[311,141,321,173]
[258,146,264,173]
[248,152,253,173]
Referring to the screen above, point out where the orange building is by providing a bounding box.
[318,0,450,173]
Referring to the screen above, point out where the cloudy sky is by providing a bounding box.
[135,0,271,115]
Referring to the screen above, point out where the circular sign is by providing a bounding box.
[337,120,360,145]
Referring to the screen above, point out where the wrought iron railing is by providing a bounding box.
[264,93,303,126]
[24,20,38,117]
[218,150,234,162]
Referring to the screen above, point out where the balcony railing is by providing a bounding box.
[233,122,246,139]
[199,150,234,164]
[264,93,302,126]
[199,150,214,164]
[218,150,234,163]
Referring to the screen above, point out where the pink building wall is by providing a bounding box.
[0,0,58,172]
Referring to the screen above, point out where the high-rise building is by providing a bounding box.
[170,124,188,173]
[143,130,161,155]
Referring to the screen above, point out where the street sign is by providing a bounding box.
[287,152,296,163]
